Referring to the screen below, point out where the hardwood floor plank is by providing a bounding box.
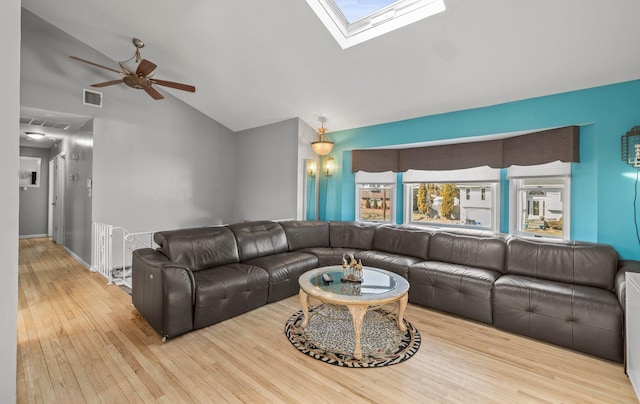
[16,238,638,403]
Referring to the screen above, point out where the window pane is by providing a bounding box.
[358,184,393,222]
[408,182,494,228]
[333,0,397,23]
[516,178,565,238]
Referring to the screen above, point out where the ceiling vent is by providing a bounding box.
[83,89,103,107]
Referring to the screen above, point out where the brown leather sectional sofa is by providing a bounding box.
[131,220,640,363]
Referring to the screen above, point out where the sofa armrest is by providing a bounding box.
[615,260,640,311]
[132,248,195,339]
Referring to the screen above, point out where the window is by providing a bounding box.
[305,0,446,49]
[357,183,395,222]
[511,177,569,239]
[403,167,500,231]
[508,162,571,239]
[355,171,396,223]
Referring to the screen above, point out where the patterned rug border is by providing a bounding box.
[284,304,421,368]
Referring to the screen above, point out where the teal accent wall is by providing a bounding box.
[319,80,640,260]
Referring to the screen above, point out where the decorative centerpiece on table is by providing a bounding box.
[341,253,363,283]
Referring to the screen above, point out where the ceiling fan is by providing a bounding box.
[70,38,196,100]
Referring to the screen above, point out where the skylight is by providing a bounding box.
[334,0,398,23]
[306,0,446,49]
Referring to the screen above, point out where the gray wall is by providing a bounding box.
[1,0,19,400]
[19,146,51,237]
[234,118,300,222]
[61,121,93,265]
[21,8,238,239]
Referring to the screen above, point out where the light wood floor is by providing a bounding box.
[17,238,638,403]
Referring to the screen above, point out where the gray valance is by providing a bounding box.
[351,149,399,173]
[398,139,503,171]
[351,126,579,173]
[502,126,579,167]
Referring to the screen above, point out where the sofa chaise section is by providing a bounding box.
[132,226,269,339]
[493,237,623,362]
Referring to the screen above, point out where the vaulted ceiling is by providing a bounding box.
[20,0,640,133]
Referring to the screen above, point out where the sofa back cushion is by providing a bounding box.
[506,237,618,290]
[153,226,240,271]
[429,232,507,273]
[227,221,289,261]
[371,225,431,261]
[280,221,329,250]
[329,221,377,250]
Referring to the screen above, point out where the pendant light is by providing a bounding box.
[311,116,334,156]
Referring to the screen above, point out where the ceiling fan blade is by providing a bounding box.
[91,79,124,88]
[136,59,157,77]
[151,79,196,93]
[144,86,164,100]
[70,56,123,75]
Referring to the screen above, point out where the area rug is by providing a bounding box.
[284,304,420,368]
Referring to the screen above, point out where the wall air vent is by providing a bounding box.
[83,89,103,107]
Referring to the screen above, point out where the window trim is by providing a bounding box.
[355,171,397,224]
[305,0,446,49]
[402,166,501,232]
[356,183,396,224]
[403,181,500,232]
[509,176,571,240]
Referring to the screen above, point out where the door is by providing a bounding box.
[48,159,54,236]
[52,153,65,244]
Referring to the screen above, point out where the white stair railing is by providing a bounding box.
[92,222,158,288]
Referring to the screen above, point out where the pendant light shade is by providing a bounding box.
[311,116,334,156]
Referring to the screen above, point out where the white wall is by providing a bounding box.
[297,120,318,220]
[21,9,238,237]
[234,119,300,222]
[1,0,20,400]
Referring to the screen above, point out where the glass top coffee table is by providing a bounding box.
[298,266,410,360]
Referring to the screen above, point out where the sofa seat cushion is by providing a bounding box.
[245,252,318,302]
[408,261,501,324]
[357,250,423,278]
[493,275,623,362]
[192,263,269,330]
[297,247,364,268]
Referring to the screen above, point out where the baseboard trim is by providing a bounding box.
[19,234,48,239]
[64,246,90,270]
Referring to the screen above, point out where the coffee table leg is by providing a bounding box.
[397,293,408,332]
[299,289,310,329]
[347,305,368,360]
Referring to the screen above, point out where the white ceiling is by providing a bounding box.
[20,0,640,134]
[19,107,91,149]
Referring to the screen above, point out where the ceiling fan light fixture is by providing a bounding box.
[311,116,334,156]
[70,37,195,101]
[26,132,46,140]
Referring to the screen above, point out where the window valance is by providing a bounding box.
[351,149,399,173]
[351,126,579,173]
